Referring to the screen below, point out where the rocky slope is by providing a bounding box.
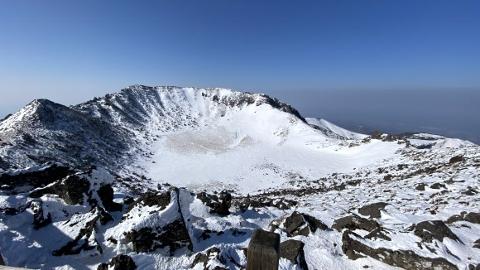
[0,85,479,270]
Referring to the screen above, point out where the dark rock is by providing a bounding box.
[358,202,388,219]
[332,215,380,232]
[236,195,297,211]
[247,229,280,270]
[468,264,480,270]
[430,182,446,190]
[282,211,329,236]
[97,184,122,212]
[124,219,192,253]
[138,191,171,209]
[31,200,52,229]
[0,165,72,191]
[446,212,480,224]
[197,191,232,216]
[415,183,426,191]
[414,220,461,243]
[462,186,478,196]
[473,239,480,249]
[364,227,391,241]
[30,174,90,205]
[449,155,464,164]
[97,254,136,270]
[342,230,458,270]
[279,239,308,270]
[383,174,393,181]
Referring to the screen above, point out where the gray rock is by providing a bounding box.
[332,215,380,232]
[247,229,280,270]
[414,220,461,243]
[342,230,458,270]
[358,202,388,218]
[280,239,308,270]
[197,191,232,216]
[282,211,329,237]
[447,212,480,224]
[97,254,136,270]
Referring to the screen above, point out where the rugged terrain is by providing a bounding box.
[0,85,479,270]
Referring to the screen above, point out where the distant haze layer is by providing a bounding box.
[270,88,480,144]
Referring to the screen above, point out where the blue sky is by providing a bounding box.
[1,1,479,140]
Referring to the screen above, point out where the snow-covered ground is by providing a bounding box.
[0,86,479,270]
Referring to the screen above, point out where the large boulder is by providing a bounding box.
[358,202,388,218]
[446,212,480,224]
[332,214,380,232]
[413,220,461,243]
[279,239,308,270]
[280,211,329,237]
[246,229,280,270]
[342,231,458,270]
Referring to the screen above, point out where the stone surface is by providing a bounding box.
[279,239,308,270]
[342,231,458,270]
[358,202,388,218]
[332,215,380,232]
[97,254,136,270]
[97,184,122,212]
[247,229,280,270]
[197,191,232,216]
[414,220,460,243]
[281,211,329,237]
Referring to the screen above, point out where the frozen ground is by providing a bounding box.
[0,86,479,270]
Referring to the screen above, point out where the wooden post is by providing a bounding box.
[247,229,280,270]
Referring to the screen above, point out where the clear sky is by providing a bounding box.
[1,1,479,141]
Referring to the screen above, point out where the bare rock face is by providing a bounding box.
[447,212,480,224]
[279,239,308,270]
[30,174,90,205]
[0,164,72,191]
[358,202,388,218]
[279,211,329,237]
[247,229,280,270]
[137,191,171,209]
[342,230,458,270]
[124,219,192,254]
[97,254,136,270]
[97,184,122,212]
[197,191,232,216]
[413,220,461,243]
[332,214,380,232]
[123,190,192,254]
